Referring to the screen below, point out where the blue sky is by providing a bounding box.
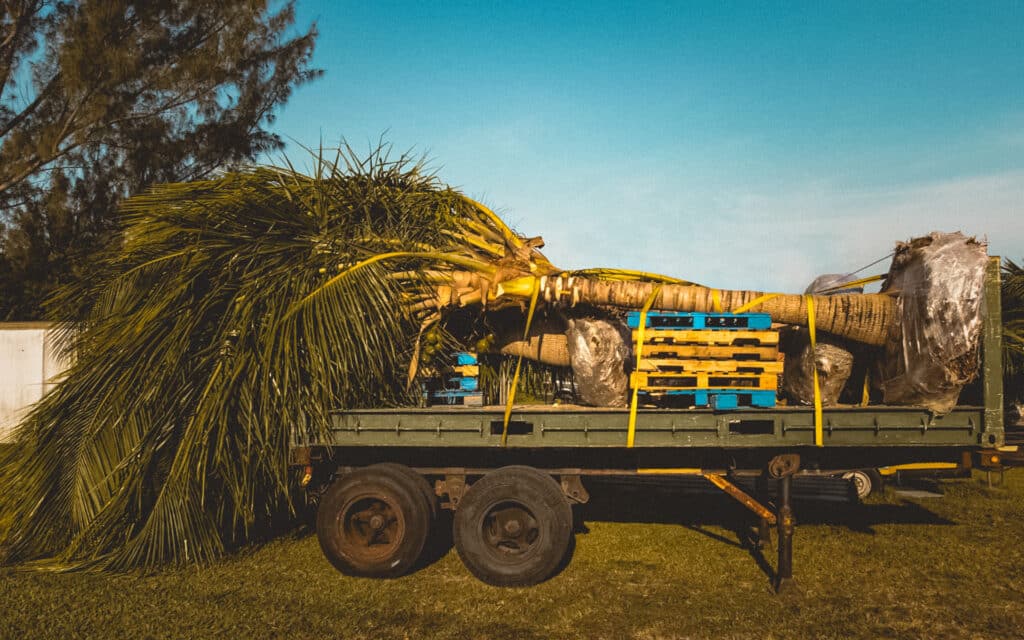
[271,1,1023,291]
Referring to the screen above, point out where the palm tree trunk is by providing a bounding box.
[548,277,894,345]
[483,275,895,347]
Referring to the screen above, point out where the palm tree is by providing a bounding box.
[0,146,897,570]
[1002,258,1024,400]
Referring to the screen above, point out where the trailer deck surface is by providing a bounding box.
[325,404,994,449]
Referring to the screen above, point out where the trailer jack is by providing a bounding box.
[683,454,799,593]
[768,453,800,593]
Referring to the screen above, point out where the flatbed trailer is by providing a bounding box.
[293,258,1006,591]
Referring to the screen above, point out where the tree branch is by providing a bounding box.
[0,0,45,92]
[0,71,61,138]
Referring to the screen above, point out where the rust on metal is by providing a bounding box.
[559,474,590,504]
[768,453,801,479]
[438,473,468,509]
[702,472,776,524]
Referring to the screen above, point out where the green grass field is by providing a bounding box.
[2,471,1023,640]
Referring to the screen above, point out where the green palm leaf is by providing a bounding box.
[0,145,534,569]
[1003,258,1024,377]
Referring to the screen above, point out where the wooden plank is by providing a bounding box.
[631,371,778,391]
[636,358,784,374]
[641,343,779,360]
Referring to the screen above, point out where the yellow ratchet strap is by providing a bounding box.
[627,285,663,447]
[805,294,823,446]
[502,277,541,446]
[861,370,870,406]
[711,289,723,312]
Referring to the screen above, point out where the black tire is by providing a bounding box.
[454,465,573,587]
[371,463,438,520]
[370,463,449,565]
[316,464,430,578]
[842,469,883,500]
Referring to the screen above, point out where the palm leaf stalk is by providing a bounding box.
[1,147,897,570]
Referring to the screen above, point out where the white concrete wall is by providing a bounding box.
[0,323,71,443]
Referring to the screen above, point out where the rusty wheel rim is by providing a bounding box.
[336,493,406,565]
[481,501,540,557]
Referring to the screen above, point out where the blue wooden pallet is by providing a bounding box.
[446,376,478,392]
[431,390,483,405]
[638,388,777,409]
[626,311,772,330]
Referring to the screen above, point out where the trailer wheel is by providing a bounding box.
[316,464,430,578]
[371,463,438,520]
[842,469,883,500]
[454,465,573,587]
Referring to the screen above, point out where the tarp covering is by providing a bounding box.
[879,232,988,414]
[780,328,854,406]
[566,317,630,407]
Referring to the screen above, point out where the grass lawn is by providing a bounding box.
[2,470,1023,640]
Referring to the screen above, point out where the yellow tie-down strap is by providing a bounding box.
[501,277,541,446]
[627,274,890,448]
[627,284,663,447]
[805,294,823,447]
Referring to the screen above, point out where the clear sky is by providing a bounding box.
[271,1,1024,292]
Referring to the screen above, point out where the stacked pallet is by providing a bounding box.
[627,311,782,409]
[428,352,483,406]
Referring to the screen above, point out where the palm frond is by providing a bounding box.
[1,144,535,569]
[1002,258,1024,376]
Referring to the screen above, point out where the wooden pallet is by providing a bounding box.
[430,390,483,406]
[635,358,784,374]
[633,329,779,347]
[640,343,779,360]
[631,371,778,391]
[638,389,777,409]
[627,311,772,330]
[444,376,478,392]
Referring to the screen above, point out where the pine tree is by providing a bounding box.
[0,0,320,318]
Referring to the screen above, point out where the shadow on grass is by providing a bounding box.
[577,478,953,529]
[284,475,960,583]
[572,477,956,582]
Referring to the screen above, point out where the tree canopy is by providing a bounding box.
[0,0,319,319]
